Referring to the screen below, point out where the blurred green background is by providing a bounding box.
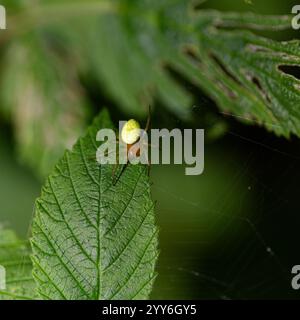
[1,0,300,299]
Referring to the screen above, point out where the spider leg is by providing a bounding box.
[144,105,152,133]
[143,107,152,177]
[112,163,128,186]
[112,163,118,184]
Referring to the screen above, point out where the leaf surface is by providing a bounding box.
[31,109,158,300]
[175,10,300,137]
[0,227,35,300]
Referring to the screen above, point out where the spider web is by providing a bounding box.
[150,118,300,300]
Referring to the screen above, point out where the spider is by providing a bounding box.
[111,109,152,185]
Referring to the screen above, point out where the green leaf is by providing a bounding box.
[31,109,159,300]
[170,10,300,137]
[0,227,36,300]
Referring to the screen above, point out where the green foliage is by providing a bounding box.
[184,11,300,137]
[31,109,158,300]
[0,227,35,300]
[1,33,90,177]
[0,1,299,175]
